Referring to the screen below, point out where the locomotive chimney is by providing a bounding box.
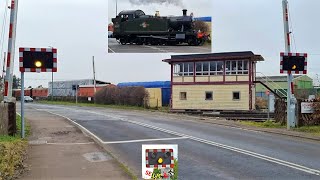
[183,9,187,16]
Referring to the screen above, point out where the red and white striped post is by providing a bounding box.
[3,0,19,102]
[282,0,296,129]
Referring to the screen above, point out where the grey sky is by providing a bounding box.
[212,0,320,85]
[108,0,213,23]
[0,0,319,89]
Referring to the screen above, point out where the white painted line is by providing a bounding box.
[36,107,320,176]
[144,45,169,53]
[103,137,189,144]
[82,110,320,176]
[108,46,116,53]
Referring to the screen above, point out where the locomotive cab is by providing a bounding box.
[118,10,145,21]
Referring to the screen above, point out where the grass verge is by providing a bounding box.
[39,101,148,111]
[240,120,320,137]
[293,126,320,136]
[38,100,170,113]
[239,120,284,128]
[0,114,29,179]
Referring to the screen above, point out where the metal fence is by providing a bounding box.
[295,88,320,99]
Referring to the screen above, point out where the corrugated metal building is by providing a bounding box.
[117,81,171,107]
[49,79,110,97]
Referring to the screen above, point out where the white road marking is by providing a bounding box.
[108,46,116,53]
[36,107,320,176]
[103,137,189,144]
[143,45,169,53]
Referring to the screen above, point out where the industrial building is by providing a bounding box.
[48,79,110,97]
[118,81,171,108]
[255,75,313,99]
[163,51,264,111]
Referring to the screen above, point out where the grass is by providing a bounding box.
[293,126,320,136]
[240,120,284,128]
[38,100,170,113]
[0,114,29,179]
[240,120,320,137]
[16,114,31,138]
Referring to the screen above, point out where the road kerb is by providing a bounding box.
[41,110,139,180]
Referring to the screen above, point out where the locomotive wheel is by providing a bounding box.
[120,39,127,45]
[136,39,143,45]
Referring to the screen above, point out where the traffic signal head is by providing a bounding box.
[280,53,307,74]
[19,48,57,72]
[146,149,174,168]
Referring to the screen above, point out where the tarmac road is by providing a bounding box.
[108,38,212,53]
[25,103,320,179]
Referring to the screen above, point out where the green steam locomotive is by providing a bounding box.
[111,9,207,46]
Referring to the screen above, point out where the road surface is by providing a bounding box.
[23,103,320,179]
[108,38,212,53]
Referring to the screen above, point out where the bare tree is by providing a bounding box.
[193,21,210,33]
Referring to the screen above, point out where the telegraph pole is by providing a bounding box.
[4,0,19,102]
[282,0,296,129]
[116,0,118,16]
[92,56,97,94]
[1,53,6,99]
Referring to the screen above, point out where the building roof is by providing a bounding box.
[163,51,264,64]
[118,81,171,88]
[256,75,304,82]
[194,17,212,22]
[79,84,111,88]
[51,79,110,85]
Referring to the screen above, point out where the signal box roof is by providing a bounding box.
[163,51,264,64]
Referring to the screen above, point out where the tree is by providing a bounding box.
[193,21,210,33]
[12,75,21,89]
[0,75,3,89]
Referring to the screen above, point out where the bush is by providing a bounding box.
[0,137,28,180]
[255,97,267,110]
[94,86,148,107]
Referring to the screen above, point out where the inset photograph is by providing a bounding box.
[108,0,212,53]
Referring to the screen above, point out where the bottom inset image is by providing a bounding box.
[142,144,178,180]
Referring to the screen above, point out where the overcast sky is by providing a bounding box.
[0,0,319,88]
[108,0,213,23]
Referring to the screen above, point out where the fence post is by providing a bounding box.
[8,102,16,136]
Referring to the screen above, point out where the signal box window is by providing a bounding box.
[233,92,240,100]
[180,92,187,100]
[205,92,213,100]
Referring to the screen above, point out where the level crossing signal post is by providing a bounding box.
[19,48,57,138]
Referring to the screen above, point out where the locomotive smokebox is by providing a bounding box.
[183,9,187,16]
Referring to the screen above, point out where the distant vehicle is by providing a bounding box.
[24,96,33,103]
[108,31,113,38]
